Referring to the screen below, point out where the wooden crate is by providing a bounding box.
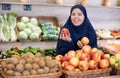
[111,66,120,75]
[16,16,42,42]
[2,71,62,78]
[37,16,60,27]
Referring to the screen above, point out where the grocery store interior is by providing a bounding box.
[0,0,120,78]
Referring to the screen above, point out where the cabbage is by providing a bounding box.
[21,16,29,23]
[30,18,38,26]
[29,32,39,40]
[23,28,32,35]
[17,22,26,31]
[26,22,34,29]
[31,26,42,35]
[18,31,28,40]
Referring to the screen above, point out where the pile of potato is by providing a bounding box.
[1,52,60,76]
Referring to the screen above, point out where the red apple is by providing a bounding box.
[97,50,105,59]
[78,60,89,71]
[69,57,79,67]
[64,64,75,71]
[80,53,90,61]
[75,50,83,59]
[60,57,66,62]
[91,52,101,62]
[55,54,63,62]
[64,50,76,61]
[89,60,98,70]
[102,56,110,63]
[99,59,110,69]
[81,37,89,45]
[91,47,98,53]
[82,45,92,54]
[61,28,69,35]
[90,47,98,56]
[75,68,80,72]
[13,45,19,49]
[61,61,69,69]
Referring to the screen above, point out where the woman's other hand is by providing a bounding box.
[77,40,83,48]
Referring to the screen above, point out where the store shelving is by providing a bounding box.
[0,1,120,8]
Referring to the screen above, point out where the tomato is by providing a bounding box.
[13,45,19,49]
[61,28,69,35]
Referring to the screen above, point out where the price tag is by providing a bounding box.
[2,4,11,10]
[23,4,32,11]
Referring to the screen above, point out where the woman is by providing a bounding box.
[56,4,98,55]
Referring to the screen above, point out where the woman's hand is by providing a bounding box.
[60,33,72,42]
[77,40,84,48]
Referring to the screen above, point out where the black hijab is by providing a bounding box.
[63,4,97,48]
[56,4,98,55]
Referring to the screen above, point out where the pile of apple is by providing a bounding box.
[55,37,110,71]
[110,54,120,67]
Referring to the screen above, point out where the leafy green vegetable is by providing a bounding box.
[18,31,28,40]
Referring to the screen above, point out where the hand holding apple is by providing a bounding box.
[61,28,69,35]
[81,37,89,45]
[60,28,71,42]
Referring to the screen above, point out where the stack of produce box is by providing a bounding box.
[0,46,62,78]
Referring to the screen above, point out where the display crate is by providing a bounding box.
[111,66,120,75]
[38,16,60,27]
[2,70,62,78]
[38,16,60,41]
[16,16,42,42]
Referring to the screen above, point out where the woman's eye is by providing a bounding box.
[71,13,82,16]
[78,13,82,16]
[71,13,75,16]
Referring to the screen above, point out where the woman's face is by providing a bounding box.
[71,8,85,26]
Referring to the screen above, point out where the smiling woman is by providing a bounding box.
[56,4,98,55]
[71,8,85,26]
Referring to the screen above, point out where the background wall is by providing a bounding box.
[0,0,120,30]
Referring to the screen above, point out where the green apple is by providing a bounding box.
[104,54,110,58]
[115,63,118,67]
[114,54,120,62]
[118,60,120,66]
[110,57,116,66]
